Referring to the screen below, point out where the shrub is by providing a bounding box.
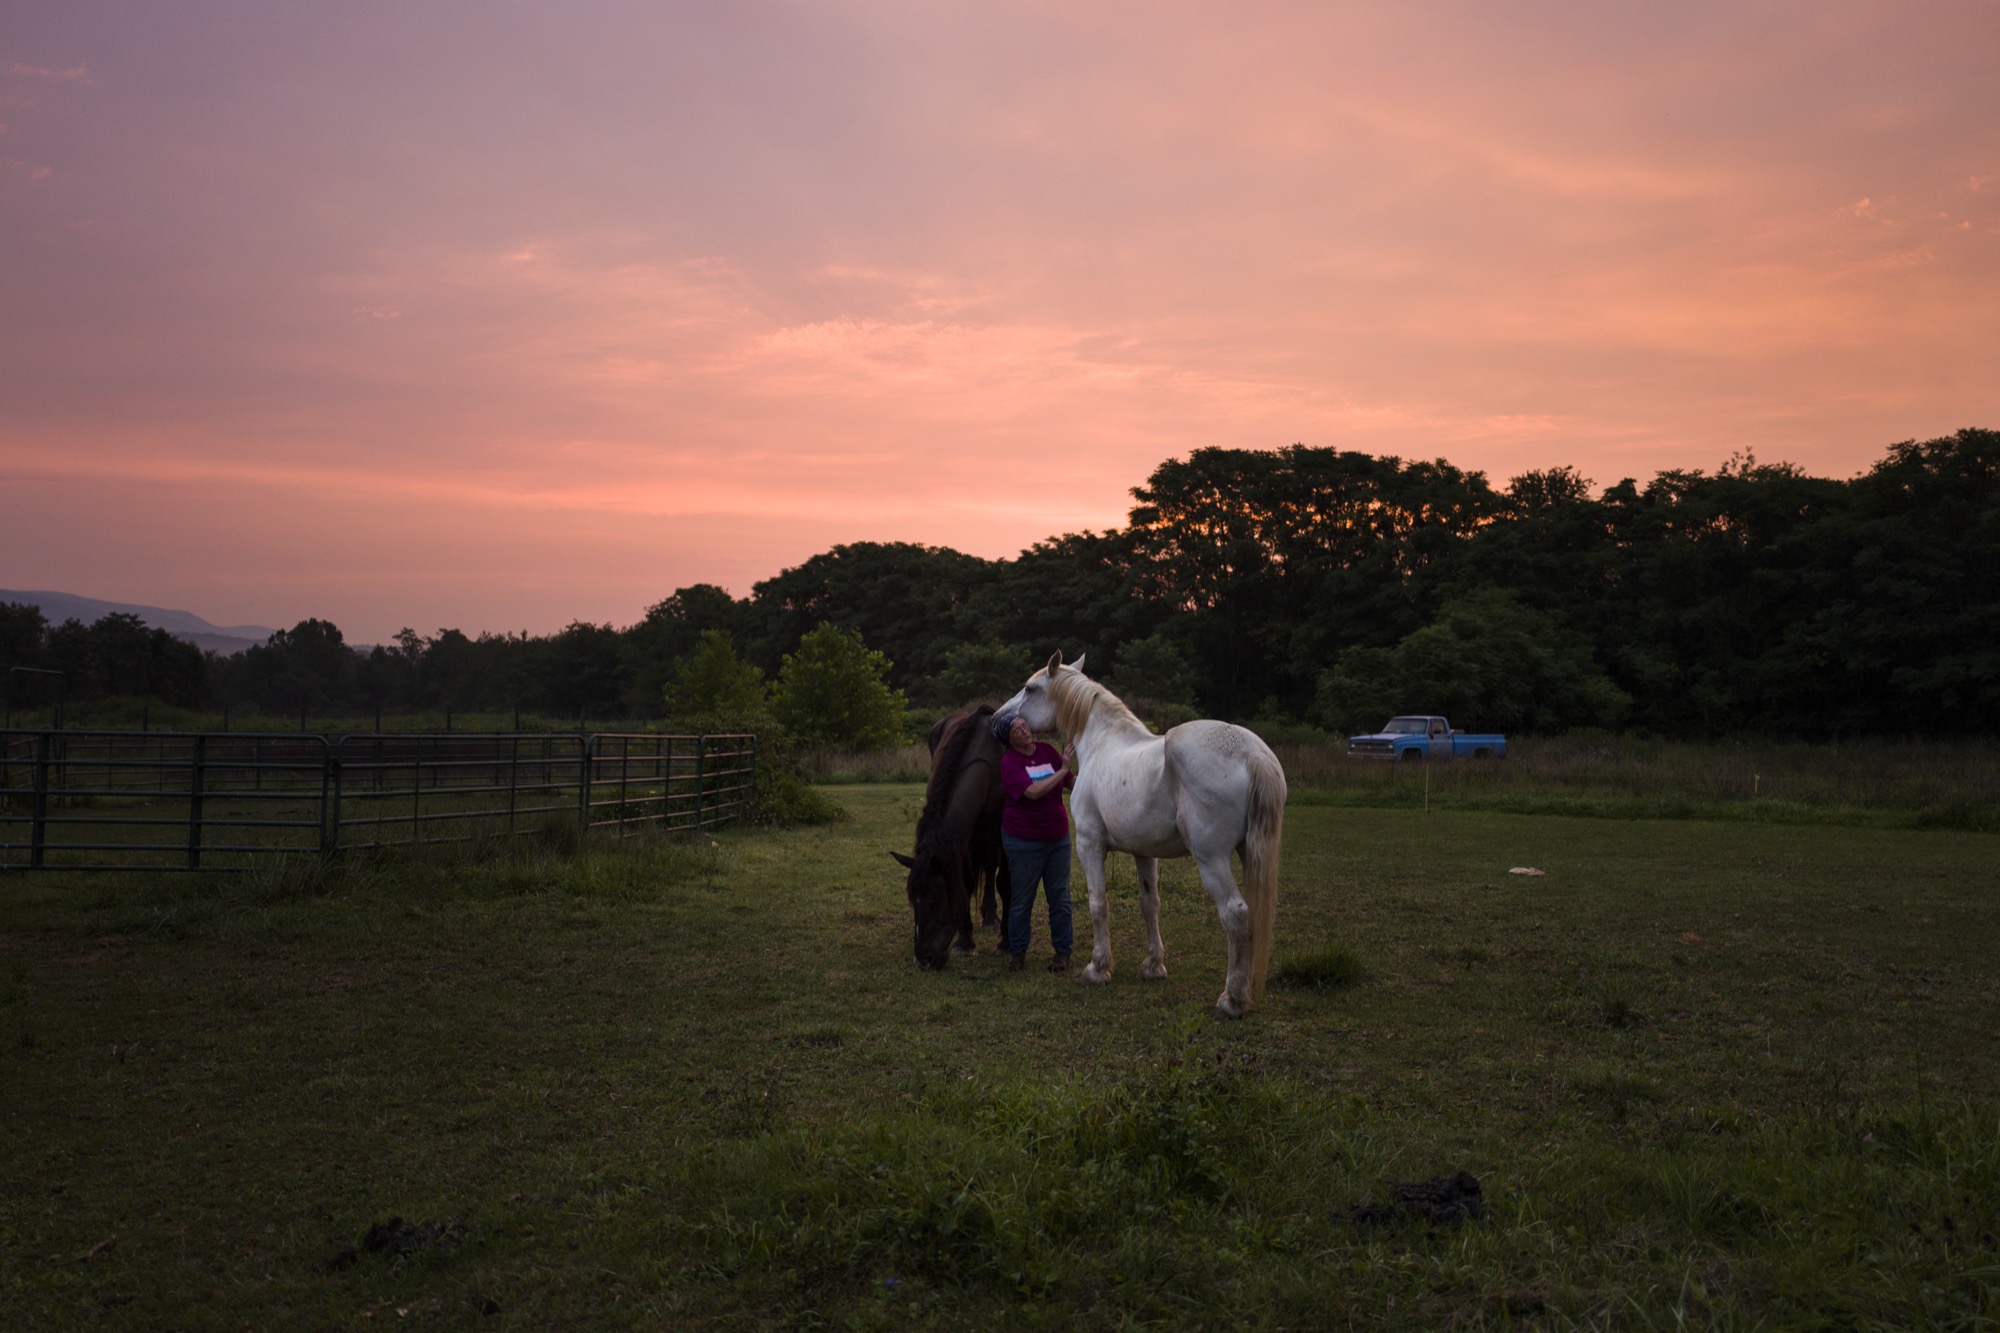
[771,623,908,750]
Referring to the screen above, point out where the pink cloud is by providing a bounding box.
[3,1,1998,636]
[7,62,91,81]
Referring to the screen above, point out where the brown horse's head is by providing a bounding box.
[891,846,968,970]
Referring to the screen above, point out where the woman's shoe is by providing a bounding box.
[1008,953,1026,972]
[1048,953,1070,974]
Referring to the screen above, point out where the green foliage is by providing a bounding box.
[748,542,997,688]
[22,428,2000,739]
[1129,446,1503,716]
[1105,627,1196,706]
[933,640,1029,704]
[14,608,209,710]
[533,620,628,717]
[0,600,49,673]
[745,761,846,826]
[771,622,909,750]
[623,583,749,713]
[664,630,770,720]
[1315,588,1631,735]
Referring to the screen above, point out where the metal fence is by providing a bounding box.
[0,729,755,872]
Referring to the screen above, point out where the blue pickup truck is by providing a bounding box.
[1347,716,1507,761]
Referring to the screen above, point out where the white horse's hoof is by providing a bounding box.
[1211,993,1245,1019]
[1082,962,1112,985]
[1141,958,1168,980]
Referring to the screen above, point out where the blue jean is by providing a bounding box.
[1003,834,1074,958]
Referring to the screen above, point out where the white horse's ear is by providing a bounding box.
[1046,649,1064,675]
[1071,652,1087,674]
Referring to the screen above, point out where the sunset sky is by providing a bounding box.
[4,1,1997,642]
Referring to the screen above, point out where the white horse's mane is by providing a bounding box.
[1048,667,1146,741]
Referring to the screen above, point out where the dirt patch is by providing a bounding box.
[326,1216,468,1271]
[1348,1171,1486,1228]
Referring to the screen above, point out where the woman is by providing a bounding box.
[994,708,1077,972]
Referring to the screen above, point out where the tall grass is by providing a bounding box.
[797,731,2000,830]
[1273,732,2000,830]
[804,743,933,784]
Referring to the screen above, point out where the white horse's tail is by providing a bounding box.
[1242,745,1287,1007]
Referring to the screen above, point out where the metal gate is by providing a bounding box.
[0,729,755,872]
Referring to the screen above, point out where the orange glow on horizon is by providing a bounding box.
[3,1,1997,640]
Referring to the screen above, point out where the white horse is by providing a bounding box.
[1000,652,1287,1018]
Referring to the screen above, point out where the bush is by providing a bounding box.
[663,630,771,721]
[933,641,1031,706]
[1106,629,1197,707]
[771,623,908,750]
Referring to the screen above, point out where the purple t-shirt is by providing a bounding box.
[1000,741,1073,840]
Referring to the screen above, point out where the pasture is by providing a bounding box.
[2,780,1997,1328]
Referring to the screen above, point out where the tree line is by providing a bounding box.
[4,427,1993,740]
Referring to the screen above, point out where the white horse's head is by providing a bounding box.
[999,650,1087,735]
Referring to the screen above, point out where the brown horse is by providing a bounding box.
[891,705,1011,970]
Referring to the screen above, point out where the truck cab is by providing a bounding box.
[1347,715,1506,761]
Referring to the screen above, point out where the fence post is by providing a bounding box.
[187,734,207,870]
[322,738,340,861]
[577,734,592,842]
[29,731,50,869]
[692,736,706,832]
[616,735,631,839]
[507,734,519,838]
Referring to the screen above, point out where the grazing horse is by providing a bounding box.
[925,708,1010,940]
[891,705,1011,970]
[999,652,1286,1017]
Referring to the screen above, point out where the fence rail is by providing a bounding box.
[0,729,755,872]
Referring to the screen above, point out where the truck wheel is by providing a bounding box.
[1399,748,1423,762]
[1472,748,1492,759]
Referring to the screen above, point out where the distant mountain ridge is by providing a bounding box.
[0,589,278,656]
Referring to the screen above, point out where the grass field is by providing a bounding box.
[3,780,1997,1328]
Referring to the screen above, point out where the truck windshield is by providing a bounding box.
[1384,718,1429,734]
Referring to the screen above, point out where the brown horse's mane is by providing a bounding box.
[916,705,995,848]
[1049,668,1145,741]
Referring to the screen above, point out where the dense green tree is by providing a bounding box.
[932,641,1031,706]
[1314,590,1629,736]
[1103,627,1197,707]
[748,543,994,688]
[624,584,750,713]
[1126,446,1501,715]
[400,628,537,713]
[218,619,353,715]
[534,622,630,719]
[770,622,907,749]
[1,603,49,671]
[963,529,1151,679]
[28,612,207,709]
[665,630,770,719]
[1765,428,2000,734]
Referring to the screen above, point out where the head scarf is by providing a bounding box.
[991,708,1021,743]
